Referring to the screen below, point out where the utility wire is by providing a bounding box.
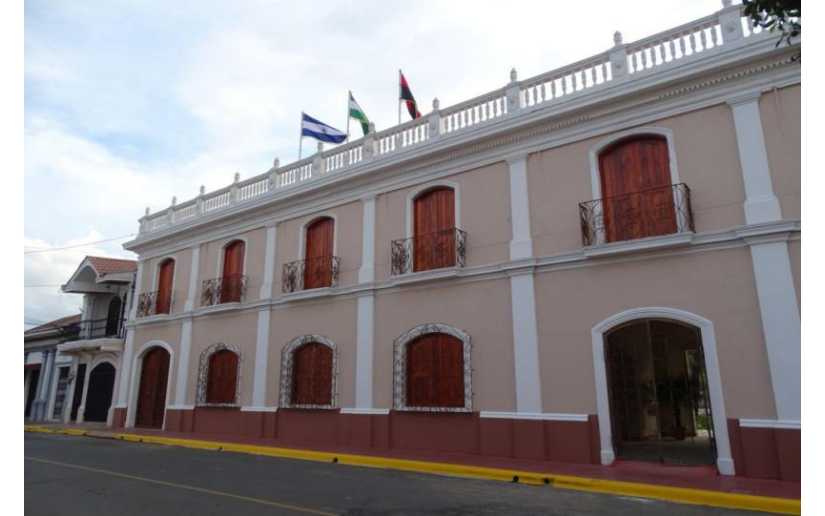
[24,234,135,254]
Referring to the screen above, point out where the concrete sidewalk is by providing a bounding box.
[24,424,800,514]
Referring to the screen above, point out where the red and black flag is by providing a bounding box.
[399,70,421,120]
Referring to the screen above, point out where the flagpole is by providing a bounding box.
[298,111,304,160]
[398,69,402,125]
[346,91,351,142]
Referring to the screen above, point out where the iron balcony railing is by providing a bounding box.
[63,317,125,341]
[135,290,175,317]
[201,274,248,306]
[391,227,467,276]
[579,183,694,247]
[282,256,341,293]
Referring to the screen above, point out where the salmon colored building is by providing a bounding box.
[113,2,800,482]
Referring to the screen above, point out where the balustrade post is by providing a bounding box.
[362,122,376,160]
[428,98,441,141]
[313,142,325,176]
[506,68,521,115]
[609,31,628,79]
[196,185,205,214]
[610,31,627,79]
[139,206,150,233]
[231,172,240,204]
[718,0,744,43]
[168,196,177,224]
[269,158,280,190]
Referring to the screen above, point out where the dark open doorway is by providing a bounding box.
[605,319,716,466]
[84,362,115,422]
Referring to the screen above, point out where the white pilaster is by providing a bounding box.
[729,93,782,224]
[76,355,93,423]
[116,330,135,407]
[250,309,271,408]
[174,319,193,406]
[185,245,201,311]
[729,92,800,422]
[63,356,80,423]
[507,155,533,260]
[260,224,277,300]
[358,196,376,283]
[354,195,377,410]
[129,261,145,320]
[749,238,801,421]
[355,294,375,409]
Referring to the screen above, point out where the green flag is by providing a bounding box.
[348,91,371,136]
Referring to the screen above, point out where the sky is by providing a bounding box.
[24,0,724,327]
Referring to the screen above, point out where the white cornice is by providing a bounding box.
[126,41,799,259]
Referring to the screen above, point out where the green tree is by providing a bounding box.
[742,0,800,48]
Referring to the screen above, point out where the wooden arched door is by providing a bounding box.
[135,347,170,428]
[206,350,239,404]
[406,333,464,408]
[303,218,334,289]
[291,342,333,406]
[84,362,115,422]
[599,136,676,243]
[156,259,175,314]
[221,241,245,303]
[413,187,455,271]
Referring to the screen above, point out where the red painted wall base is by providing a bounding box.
[160,408,601,465]
[728,418,800,481]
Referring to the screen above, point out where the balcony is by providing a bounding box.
[63,317,125,342]
[136,291,174,317]
[391,227,467,276]
[282,256,341,293]
[201,274,248,306]
[579,183,694,248]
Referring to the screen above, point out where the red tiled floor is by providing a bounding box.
[34,423,800,500]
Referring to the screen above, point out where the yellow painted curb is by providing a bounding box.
[25,425,800,514]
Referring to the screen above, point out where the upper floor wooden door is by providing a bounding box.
[221,240,245,303]
[599,136,676,243]
[135,347,170,428]
[304,218,334,289]
[413,187,455,271]
[156,259,175,314]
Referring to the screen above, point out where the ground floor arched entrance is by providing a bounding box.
[604,318,716,466]
[84,362,116,422]
[135,347,170,428]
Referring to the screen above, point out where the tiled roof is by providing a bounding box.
[87,256,137,276]
[24,313,81,335]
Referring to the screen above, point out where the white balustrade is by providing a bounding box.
[137,3,785,236]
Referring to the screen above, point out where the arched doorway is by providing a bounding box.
[135,347,170,428]
[84,362,116,422]
[604,319,715,466]
[105,296,122,336]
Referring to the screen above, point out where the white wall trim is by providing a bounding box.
[260,225,277,299]
[404,180,462,240]
[358,196,376,283]
[240,405,278,412]
[739,418,800,430]
[174,319,192,406]
[479,411,589,422]
[185,245,200,311]
[509,272,543,413]
[506,154,533,260]
[591,306,734,476]
[355,294,375,409]
[340,407,389,415]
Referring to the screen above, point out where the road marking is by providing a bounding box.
[25,456,337,516]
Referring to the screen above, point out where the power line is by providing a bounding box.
[24,234,136,255]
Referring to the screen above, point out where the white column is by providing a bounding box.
[250,309,271,408]
[729,92,800,422]
[748,237,800,421]
[129,261,145,320]
[506,154,542,413]
[116,331,135,407]
[76,355,93,423]
[34,350,55,421]
[63,356,80,423]
[259,224,277,300]
[174,319,193,407]
[184,245,201,311]
[355,195,376,410]
[729,93,782,224]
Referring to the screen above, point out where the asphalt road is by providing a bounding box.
[25,432,760,515]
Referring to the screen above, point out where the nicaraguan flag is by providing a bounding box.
[301,113,347,144]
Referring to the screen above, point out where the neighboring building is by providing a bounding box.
[24,256,137,425]
[115,3,799,481]
[24,315,80,421]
